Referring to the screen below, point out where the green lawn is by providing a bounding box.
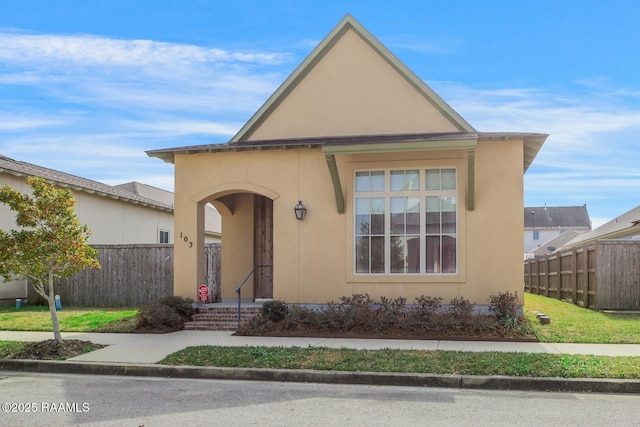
[159,346,640,379]
[524,293,640,344]
[0,305,138,333]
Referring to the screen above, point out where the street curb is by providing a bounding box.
[1,359,639,394]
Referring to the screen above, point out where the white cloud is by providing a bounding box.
[0,32,287,68]
[0,115,65,130]
[0,31,289,116]
[123,120,241,137]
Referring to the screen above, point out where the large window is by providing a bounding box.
[355,168,457,274]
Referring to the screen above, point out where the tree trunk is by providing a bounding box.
[48,271,63,343]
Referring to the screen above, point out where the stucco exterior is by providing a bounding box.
[148,15,547,308]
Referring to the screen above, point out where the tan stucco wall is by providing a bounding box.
[172,137,526,306]
[248,29,460,141]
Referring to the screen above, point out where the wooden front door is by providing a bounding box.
[253,195,273,299]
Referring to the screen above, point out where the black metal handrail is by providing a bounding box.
[235,265,272,326]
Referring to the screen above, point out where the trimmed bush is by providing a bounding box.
[159,296,195,317]
[488,291,520,320]
[447,296,475,318]
[261,300,290,322]
[235,292,533,340]
[136,304,182,329]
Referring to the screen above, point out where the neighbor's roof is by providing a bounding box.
[147,131,548,173]
[524,205,591,229]
[563,205,640,247]
[0,155,172,212]
[115,181,174,207]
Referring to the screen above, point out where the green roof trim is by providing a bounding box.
[321,137,477,155]
[324,154,345,214]
[231,14,475,143]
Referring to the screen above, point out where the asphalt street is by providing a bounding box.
[1,372,639,427]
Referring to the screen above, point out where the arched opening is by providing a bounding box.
[198,184,278,301]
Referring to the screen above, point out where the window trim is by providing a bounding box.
[159,229,170,244]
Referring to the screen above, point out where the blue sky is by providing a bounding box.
[1,0,639,228]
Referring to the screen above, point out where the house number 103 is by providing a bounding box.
[180,232,193,248]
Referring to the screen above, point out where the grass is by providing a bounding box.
[0,305,138,333]
[159,346,640,379]
[0,341,28,358]
[524,293,640,344]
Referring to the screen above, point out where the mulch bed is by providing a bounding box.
[11,339,106,360]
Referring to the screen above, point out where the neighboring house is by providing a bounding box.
[525,230,581,259]
[561,205,640,248]
[0,155,221,303]
[524,205,591,253]
[147,15,548,309]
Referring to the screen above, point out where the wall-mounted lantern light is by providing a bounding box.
[294,200,307,221]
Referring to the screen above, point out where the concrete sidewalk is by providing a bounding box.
[2,330,640,364]
[2,330,640,394]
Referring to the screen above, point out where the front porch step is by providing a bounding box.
[185,305,261,331]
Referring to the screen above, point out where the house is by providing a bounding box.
[561,205,640,248]
[0,154,221,303]
[525,230,581,259]
[147,14,547,309]
[524,205,591,254]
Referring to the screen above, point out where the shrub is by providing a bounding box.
[414,295,443,313]
[447,296,475,318]
[339,293,374,307]
[261,300,290,322]
[488,291,520,320]
[159,296,195,317]
[136,304,182,329]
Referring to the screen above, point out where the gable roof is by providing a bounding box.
[563,205,640,247]
[148,15,547,175]
[0,155,172,211]
[524,205,591,229]
[231,13,475,142]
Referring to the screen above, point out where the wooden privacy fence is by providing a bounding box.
[28,243,221,307]
[525,240,640,311]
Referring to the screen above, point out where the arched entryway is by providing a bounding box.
[200,184,278,301]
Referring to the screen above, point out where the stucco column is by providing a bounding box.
[173,199,205,299]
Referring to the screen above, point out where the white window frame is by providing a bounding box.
[354,167,458,275]
[159,229,170,244]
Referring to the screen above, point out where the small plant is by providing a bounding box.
[488,291,520,320]
[339,293,374,307]
[447,296,475,318]
[415,295,443,313]
[136,304,182,330]
[159,296,195,317]
[261,300,290,322]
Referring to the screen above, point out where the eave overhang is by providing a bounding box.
[146,131,547,215]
